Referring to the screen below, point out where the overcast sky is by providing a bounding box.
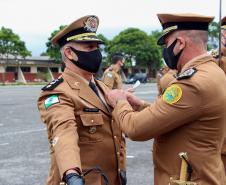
[0,0,225,56]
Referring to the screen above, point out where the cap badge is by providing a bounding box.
[84,16,98,32]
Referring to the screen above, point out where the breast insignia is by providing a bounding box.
[42,77,64,91]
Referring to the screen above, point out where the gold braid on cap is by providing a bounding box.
[66,32,97,41]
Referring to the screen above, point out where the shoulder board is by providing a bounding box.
[42,77,64,91]
[176,68,197,80]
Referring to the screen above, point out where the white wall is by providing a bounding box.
[0,66,6,73]
[30,66,37,73]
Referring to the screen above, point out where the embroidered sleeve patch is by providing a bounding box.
[163,84,182,104]
[44,95,60,109]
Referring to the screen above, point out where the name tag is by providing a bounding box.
[83,108,99,112]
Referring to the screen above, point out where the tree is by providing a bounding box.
[150,30,162,41]
[97,34,109,54]
[107,28,161,75]
[0,27,31,84]
[0,27,31,58]
[45,25,66,62]
[149,30,163,66]
[208,21,220,50]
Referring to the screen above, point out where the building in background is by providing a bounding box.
[0,56,62,83]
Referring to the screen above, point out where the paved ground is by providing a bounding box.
[0,83,158,185]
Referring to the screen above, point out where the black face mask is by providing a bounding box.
[69,47,102,73]
[163,39,183,69]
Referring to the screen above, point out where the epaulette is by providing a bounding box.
[42,77,64,91]
[176,68,197,80]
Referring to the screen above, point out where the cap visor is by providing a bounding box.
[157,31,175,46]
[157,36,165,45]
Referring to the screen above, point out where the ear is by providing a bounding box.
[64,47,77,61]
[176,37,186,50]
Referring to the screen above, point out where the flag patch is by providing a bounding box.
[44,95,60,109]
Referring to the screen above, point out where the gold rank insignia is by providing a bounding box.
[163,84,182,104]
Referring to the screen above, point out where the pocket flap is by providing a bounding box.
[80,113,104,126]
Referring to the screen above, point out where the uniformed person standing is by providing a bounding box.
[156,66,177,96]
[210,16,226,72]
[220,16,226,74]
[219,16,226,174]
[102,54,124,89]
[37,15,126,185]
[106,13,226,185]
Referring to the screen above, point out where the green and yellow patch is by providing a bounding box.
[163,84,182,105]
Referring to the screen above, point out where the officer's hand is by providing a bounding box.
[125,92,144,111]
[126,87,135,93]
[65,173,84,185]
[107,89,127,108]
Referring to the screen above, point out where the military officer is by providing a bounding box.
[220,16,226,74]
[219,16,226,174]
[156,66,177,96]
[106,13,226,185]
[210,16,226,73]
[37,15,126,185]
[102,54,124,89]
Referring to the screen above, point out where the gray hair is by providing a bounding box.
[60,43,73,62]
[175,30,208,44]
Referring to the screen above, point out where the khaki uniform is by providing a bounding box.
[220,15,226,176]
[219,56,226,75]
[37,68,126,185]
[212,54,226,173]
[157,67,177,96]
[210,50,226,73]
[112,54,226,185]
[219,56,226,174]
[102,66,123,89]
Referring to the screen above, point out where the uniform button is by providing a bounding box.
[91,119,94,123]
[114,136,117,139]
[117,152,120,155]
[118,168,120,172]
[89,126,97,134]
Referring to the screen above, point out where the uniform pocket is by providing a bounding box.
[79,113,104,143]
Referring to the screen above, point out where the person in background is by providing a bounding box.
[102,54,125,89]
[156,66,177,96]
